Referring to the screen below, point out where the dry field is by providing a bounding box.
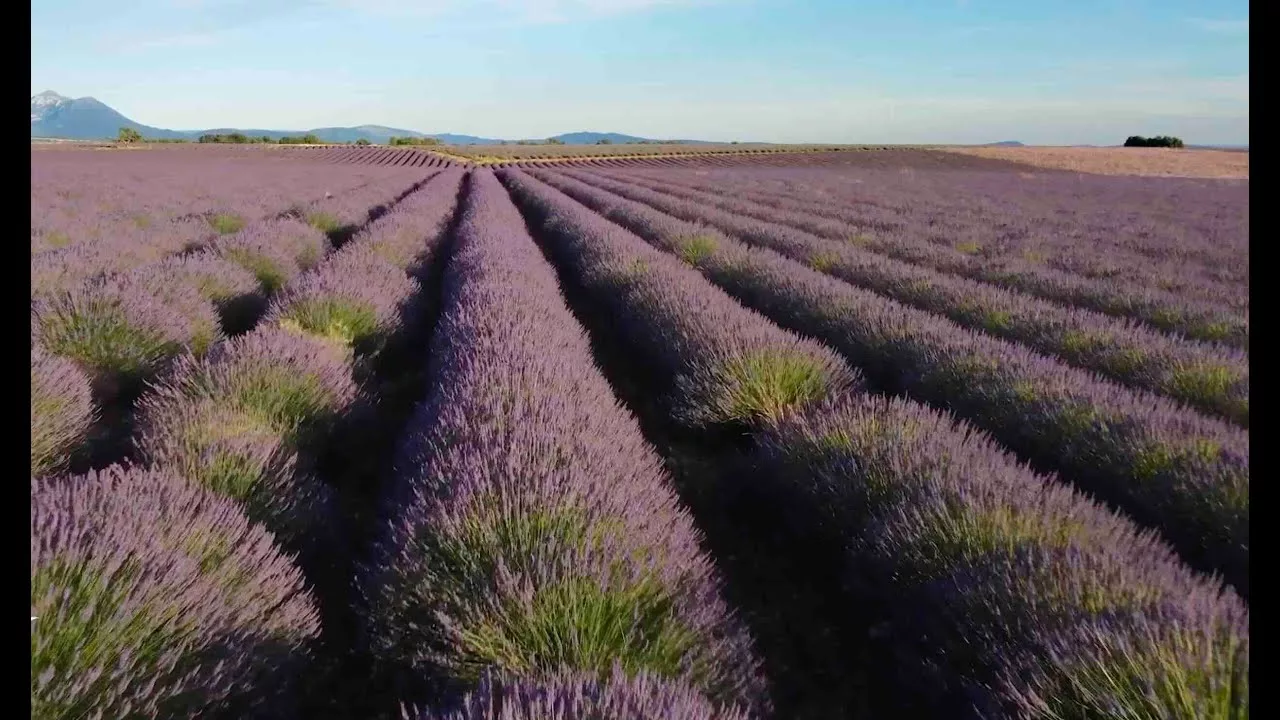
[940,145,1249,179]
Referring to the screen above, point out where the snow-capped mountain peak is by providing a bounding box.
[32,91,71,122]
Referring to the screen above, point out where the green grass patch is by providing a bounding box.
[1030,629,1248,720]
[276,296,381,351]
[675,235,718,266]
[456,576,697,684]
[38,306,176,390]
[808,252,839,273]
[981,309,1014,332]
[221,249,292,293]
[711,349,837,424]
[209,213,245,235]
[305,212,342,234]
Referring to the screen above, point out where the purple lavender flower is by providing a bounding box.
[406,668,753,720]
[346,169,465,274]
[31,465,321,719]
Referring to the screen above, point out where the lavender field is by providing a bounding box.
[31,146,1249,720]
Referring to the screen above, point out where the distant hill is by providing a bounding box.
[548,131,647,145]
[30,91,693,146]
[980,140,1025,147]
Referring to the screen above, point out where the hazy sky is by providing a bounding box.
[31,0,1248,144]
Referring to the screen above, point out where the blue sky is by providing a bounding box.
[31,0,1248,144]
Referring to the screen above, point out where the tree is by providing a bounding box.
[546,138,565,145]
[1124,135,1184,148]
[355,138,371,146]
[117,127,143,143]
[596,138,613,145]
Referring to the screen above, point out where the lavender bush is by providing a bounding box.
[32,274,221,401]
[752,396,1248,718]
[349,168,466,275]
[264,244,421,358]
[31,465,321,719]
[134,325,360,548]
[30,344,95,477]
[137,252,267,333]
[216,218,332,292]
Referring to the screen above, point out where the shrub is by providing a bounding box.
[30,345,95,476]
[31,465,321,719]
[32,276,220,401]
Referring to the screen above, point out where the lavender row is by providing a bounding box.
[498,175,856,430]
[573,169,1248,348]
[504,169,1249,598]
[499,170,1249,715]
[31,170,441,429]
[29,218,335,477]
[31,164,385,262]
[614,164,1247,282]
[31,148,420,255]
[32,465,321,718]
[534,170,1248,426]
[596,167,1250,327]
[361,171,764,713]
[131,170,466,552]
[752,396,1248,718]
[410,669,750,720]
[611,167,1249,307]
[30,169,435,302]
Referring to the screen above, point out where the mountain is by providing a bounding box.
[548,131,647,145]
[32,91,187,140]
[980,140,1025,147]
[427,133,504,145]
[30,91,704,145]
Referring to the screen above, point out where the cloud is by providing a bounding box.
[1186,18,1249,35]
